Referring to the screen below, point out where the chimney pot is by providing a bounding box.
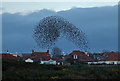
[32,50,34,53]
[7,50,9,54]
[47,50,49,53]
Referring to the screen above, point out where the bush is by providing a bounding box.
[2,59,120,80]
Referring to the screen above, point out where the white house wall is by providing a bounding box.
[88,61,120,65]
[40,60,56,65]
[105,61,120,64]
[25,59,34,63]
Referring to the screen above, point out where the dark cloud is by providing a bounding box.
[2,6,118,54]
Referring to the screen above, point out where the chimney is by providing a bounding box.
[7,50,9,54]
[47,50,49,53]
[32,50,34,54]
[13,52,18,57]
[85,51,89,56]
[85,51,87,55]
[62,55,64,59]
[15,52,18,55]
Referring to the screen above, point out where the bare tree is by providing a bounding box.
[51,47,62,56]
[33,16,88,50]
[102,50,110,54]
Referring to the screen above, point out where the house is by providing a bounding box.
[104,51,120,64]
[22,53,33,60]
[88,51,120,65]
[52,55,65,65]
[89,53,104,62]
[32,50,51,61]
[22,50,56,65]
[41,59,56,65]
[25,58,34,63]
[87,52,109,64]
[66,50,94,64]
[33,50,56,65]
[1,50,20,61]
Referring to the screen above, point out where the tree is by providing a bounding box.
[33,16,88,50]
[102,50,110,54]
[65,58,74,64]
[51,47,62,56]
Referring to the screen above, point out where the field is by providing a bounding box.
[2,60,120,80]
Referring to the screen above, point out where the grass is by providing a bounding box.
[2,60,120,80]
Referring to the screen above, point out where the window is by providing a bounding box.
[73,55,78,59]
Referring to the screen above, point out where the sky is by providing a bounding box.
[1,0,119,2]
[1,1,119,54]
[1,2,118,14]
